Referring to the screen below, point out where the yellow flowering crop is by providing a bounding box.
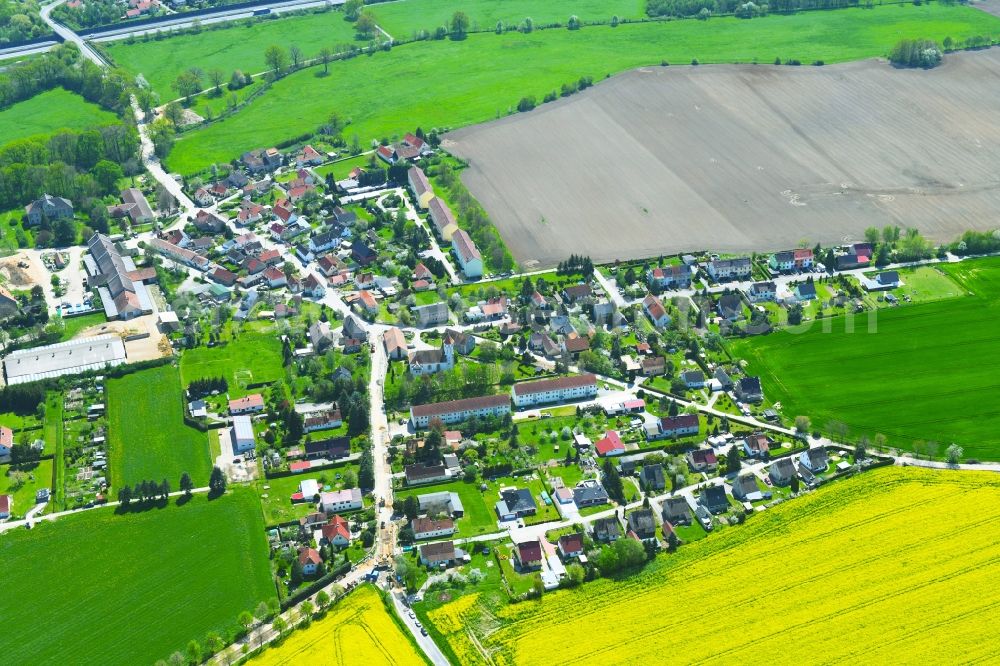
[252,586,424,665]
[428,468,1000,665]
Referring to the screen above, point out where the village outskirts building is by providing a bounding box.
[707,257,752,281]
[25,193,73,226]
[407,166,434,209]
[451,229,483,279]
[511,374,598,408]
[410,394,511,428]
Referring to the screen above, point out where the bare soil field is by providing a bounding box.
[444,51,1000,267]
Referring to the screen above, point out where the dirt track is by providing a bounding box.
[444,51,1000,268]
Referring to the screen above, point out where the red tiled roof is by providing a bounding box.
[517,540,543,563]
[595,430,625,456]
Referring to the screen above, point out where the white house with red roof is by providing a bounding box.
[298,546,323,575]
[229,393,264,415]
[296,145,324,167]
[642,293,671,329]
[319,515,351,547]
[595,430,626,457]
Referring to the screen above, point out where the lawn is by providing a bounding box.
[0,489,275,665]
[396,478,498,536]
[258,465,361,526]
[107,365,212,488]
[249,586,427,665]
[0,458,53,519]
[165,3,1000,174]
[57,312,107,341]
[179,332,284,396]
[730,270,1000,458]
[0,87,118,143]
[424,467,1000,664]
[371,0,645,38]
[104,10,362,99]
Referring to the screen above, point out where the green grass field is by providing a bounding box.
[0,490,275,665]
[164,3,1000,174]
[107,365,212,488]
[730,258,1000,459]
[104,11,363,99]
[179,332,284,396]
[371,0,645,39]
[0,88,118,143]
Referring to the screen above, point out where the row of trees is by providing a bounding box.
[888,39,942,69]
[187,376,228,397]
[647,0,856,18]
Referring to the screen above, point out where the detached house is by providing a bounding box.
[627,508,657,542]
[25,193,74,226]
[799,446,829,473]
[699,485,729,514]
[558,533,585,559]
[661,496,691,526]
[735,376,763,403]
[769,457,796,486]
[747,281,777,303]
[743,433,771,459]
[420,541,457,568]
[643,293,671,328]
[320,515,351,546]
[687,448,718,472]
[412,517,456,540]
[513,540,544,570]
[451,229,483,278]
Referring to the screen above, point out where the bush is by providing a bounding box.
[517,96,536,112]
[889,39,942,69]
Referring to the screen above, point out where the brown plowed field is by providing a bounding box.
[444,51,1000,268]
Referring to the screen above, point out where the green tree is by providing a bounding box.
[318,47,333,75]
[92,159,123,193]
[726,447,741,475]
[179,471,194,497]
[209,466,227,496]
[204,632,224,657]
[185,640,201,665]
[237,610,254,636]
[602,459,625,504]
[355,12,376,36]
[316,590,331,608]
[450,11,470,38]
[343,0,363,20]
[172,70,202,102]
[272,616,287,636]
[264,45,290,79]
[946,443,963,465]
[854,436,868,463]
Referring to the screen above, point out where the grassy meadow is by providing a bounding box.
[249,586,427,665]
[0,88,117,142]
[179,331,284,396]
[370,0,645,39]
[421,467,1000,664]
[104,10,363,98]
[162,3,1000,174]
[731,258,1000,459]
[0,490,275,665]
[107,365,212,488]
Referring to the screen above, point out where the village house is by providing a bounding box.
[304,437,350,460]
[25,193,74,226]
[511,374,597,408]
[303,407,342,433]
[708,257,752,281]
[495,487,537,520]
[417,491,465,518]
[295,144,324,167]
[320,515,351,546]
[594,430,626,457]
[319,487,363,513]
[627,508,658,542]
[408,341,454,376]
[687,448,718,472]
[661,496,692,526]
[592,516,621,542]
[412,517,456,540]
[769,457,797,486]
[643,293,671,328]
[647,264,691,289]
[799,446,829,473]
[794,281,817,301]
[717,293,743,321]
[229,393,264,415]
[413,302,450,328]
[769,248,814,272]
[699,485,729,514]
[297,547,322,576]
[383,327,408,360]
[107,188,155,225]
[420,541,457,568]
[747,281,777,303]
[573,482,610,508]
[404,463,450,486]
[513,540,544,571]
[732,474,765,502]
[192,210,226,233]
[735,376,764,403]
[639,463,666,491]
[647,414,700,441]
[558,533,585,559]
[742,433,771,459]
[562,283,593,304]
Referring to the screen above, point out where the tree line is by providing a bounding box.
[646,0,857,18]
[187,376,229,397]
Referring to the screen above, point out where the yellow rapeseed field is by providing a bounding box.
[427,467,1000,664]
[252,586,425,665]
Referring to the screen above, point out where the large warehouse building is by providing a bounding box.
[2,335,127,385]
